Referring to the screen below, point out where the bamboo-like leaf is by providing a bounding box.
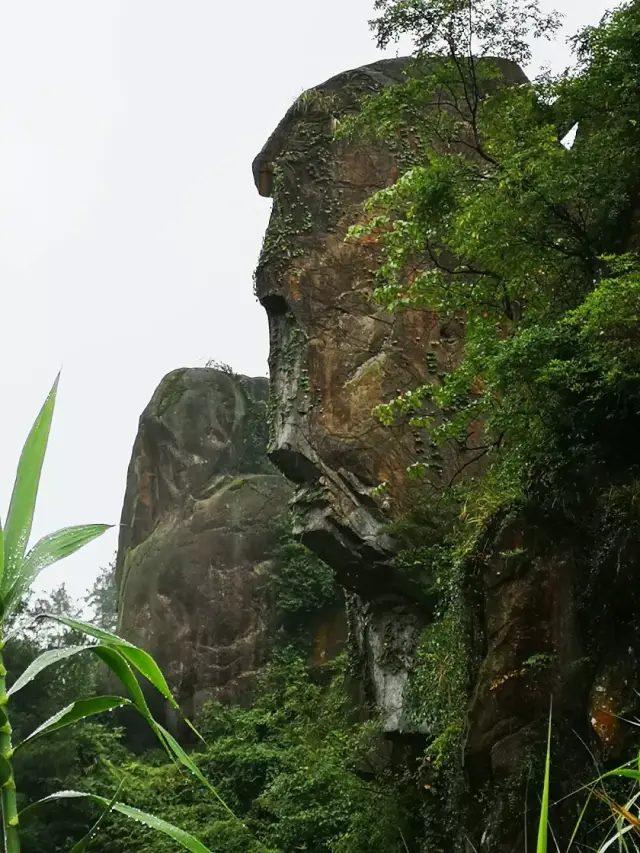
[115,644,181,711]
[7,645,90,697]
[536,702,552,853]
[155,722,238,820]
[4,524,111,613]
[2,376,59,597]
[68,782,123,853]
[16,696,131,751]
[20,790,215,853]
[37,614,134,646]
[41,614,180,711]
[92,646,153,720]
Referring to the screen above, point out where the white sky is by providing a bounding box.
[0,0,615,601]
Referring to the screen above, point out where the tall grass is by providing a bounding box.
[535,702,640,852]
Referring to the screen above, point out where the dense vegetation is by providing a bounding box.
[12,550,414,853]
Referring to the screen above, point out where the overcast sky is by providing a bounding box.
[0,0,616,602]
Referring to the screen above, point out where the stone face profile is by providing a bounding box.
[252,57,638,850]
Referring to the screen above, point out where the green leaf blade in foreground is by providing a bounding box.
[4,524,111,612]
[92,645,153,719]
[0,520,4,590]
[2,375,59,595]
[155,722,238,820]
[7,645,90,697]
[68,782,123,853]
[536,704,552,853]
[20,791,215,853]
[16,696,131,751]
[41,613,180,710]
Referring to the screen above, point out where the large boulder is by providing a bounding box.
[116,368,294,720]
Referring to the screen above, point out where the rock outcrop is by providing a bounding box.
[116,368,293,720]
[252,57,635,850]
[252,57,527,596]
[252,57,528,737]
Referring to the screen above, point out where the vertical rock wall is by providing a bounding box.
[251,57,638,850]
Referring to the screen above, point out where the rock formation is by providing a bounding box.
[115,368,293,720]
[252,57,529,732]
[252,57,632,850]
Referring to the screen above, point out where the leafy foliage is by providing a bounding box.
[272,517,341,648]
[16,647,409,853]
[338,0,640,847]
[345,0,640,518]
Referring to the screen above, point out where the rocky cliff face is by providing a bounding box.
[252,57,528,735]
[116,368,293,720]
[252,58,636,850]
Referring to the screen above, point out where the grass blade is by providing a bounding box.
[16,696,131,751]
[2,376,59,597]
[20,790,215,853]
[537,702,553,853]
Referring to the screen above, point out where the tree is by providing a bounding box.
[342,0,640,514]
[341,0,640,846]
[85,562,118,633]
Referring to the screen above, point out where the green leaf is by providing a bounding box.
[2,376,59,597]
[20,791,215,853]
[4,524,111,612]
[68,782,123,853]
[92,645,153,720]
[16,696,131,751]
[7,645,90,697]
[602,768,640,781]
[40,614,180,711]
[536,702,552,853]
[155,722,238,820]
[37,613,135,645]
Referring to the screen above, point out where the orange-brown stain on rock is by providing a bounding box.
[287,265,304,302]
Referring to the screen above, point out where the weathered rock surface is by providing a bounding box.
[252,57,527,740]
[252,57,635,850]
[116,368,294,719]
[253,56,527,601]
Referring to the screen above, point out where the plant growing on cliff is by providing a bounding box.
[0,378,231,853]
[353,0,640,490]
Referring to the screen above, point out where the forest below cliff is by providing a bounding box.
[3,0,640,851]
